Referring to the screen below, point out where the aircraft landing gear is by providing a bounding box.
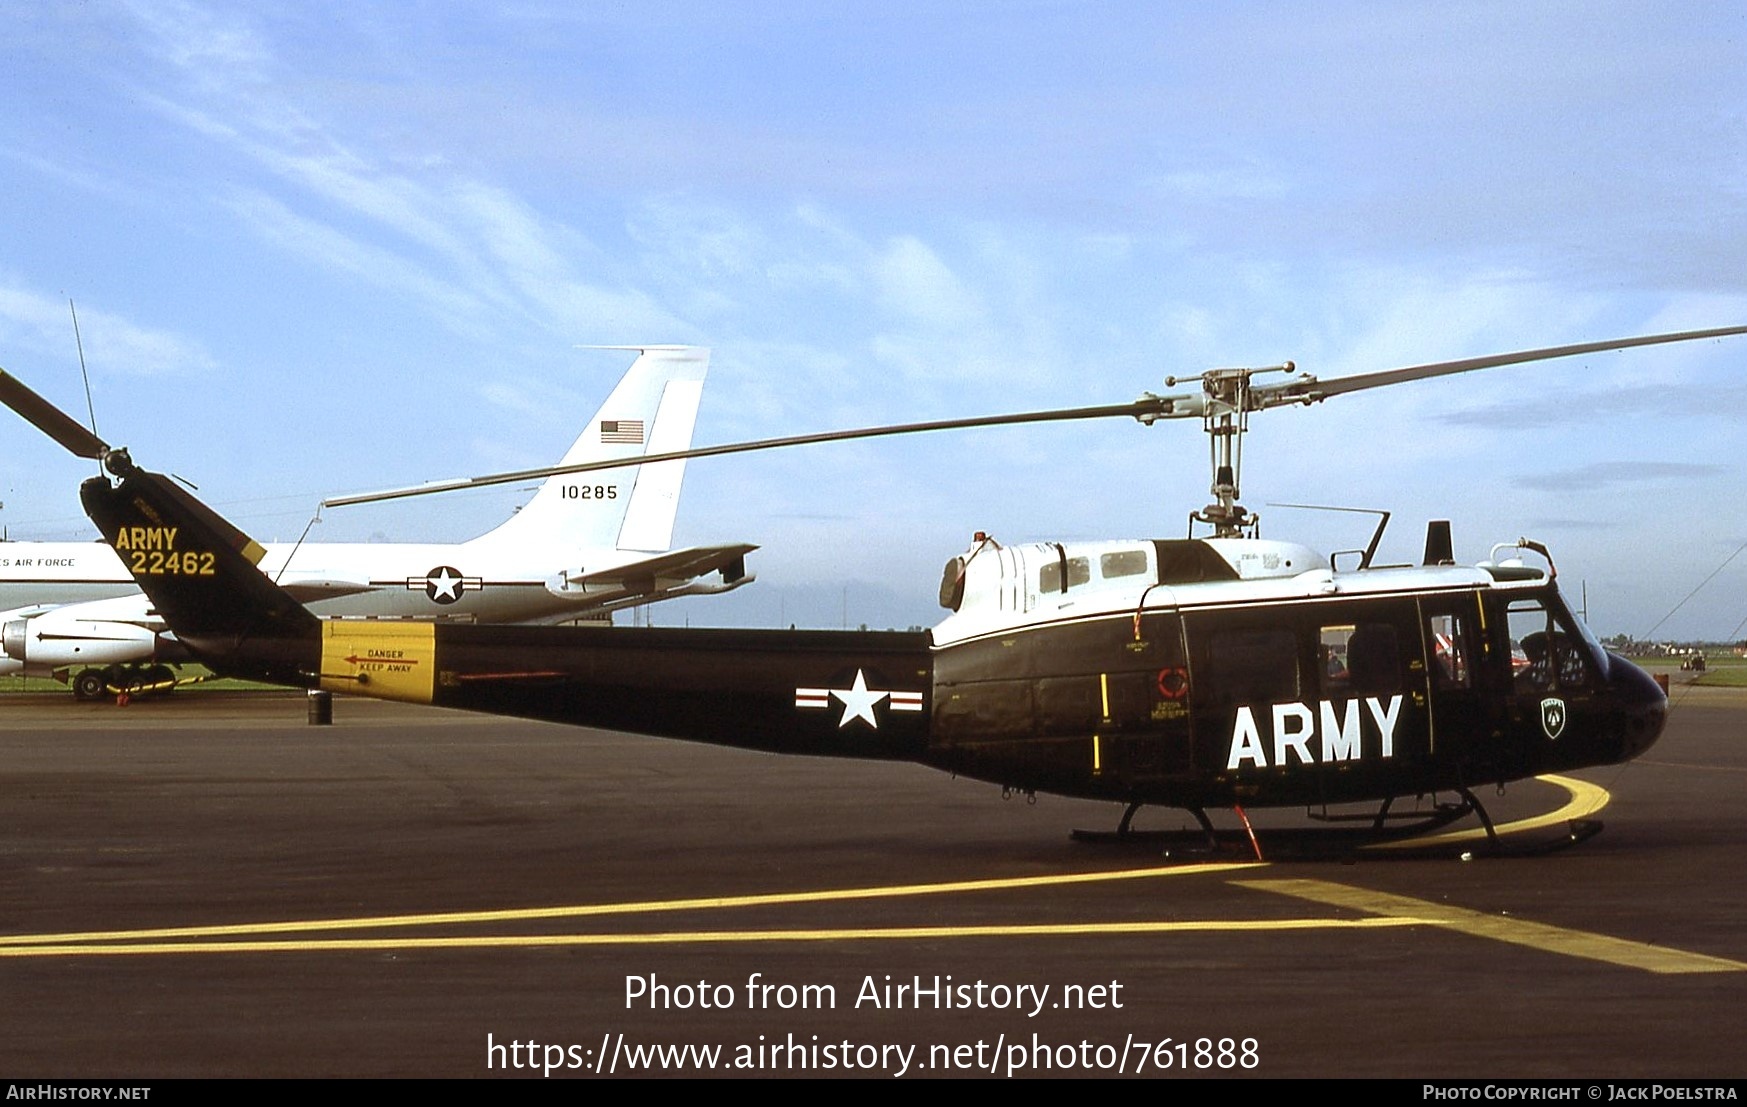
[1068,784,1605,860]
[137,664,177,694]
[70,664,181,702]
[1070,802,1224,853]
[72,668,110,701]
[1453,786,1499,848]
[1070,800,1149,844]
[1117,800,1143,836]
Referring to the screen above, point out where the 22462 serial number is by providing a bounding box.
[129,550,217,576]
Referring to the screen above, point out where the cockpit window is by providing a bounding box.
[939,557,967,611]
[1504,591,1600,693]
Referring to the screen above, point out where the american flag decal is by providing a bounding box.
[600,419,645,444]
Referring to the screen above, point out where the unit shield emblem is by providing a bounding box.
[1540,697,1567,740]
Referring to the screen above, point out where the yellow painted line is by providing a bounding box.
[0,916,1417,959]
[1365,774,1608,850]
[0,862,1260,947]
[1237,878,1746,975]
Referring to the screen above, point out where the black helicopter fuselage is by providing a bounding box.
[80,469,1666,816]
[924,541,1666,809]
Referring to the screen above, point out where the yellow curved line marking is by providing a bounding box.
[0,862,1260,948]
[0,916,1416,959]
[1365,773,1608,850]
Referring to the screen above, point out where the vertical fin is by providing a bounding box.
[466,346,709,555]
[615,375,705,551]
[79,466,319,684]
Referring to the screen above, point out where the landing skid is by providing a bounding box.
[1070,790,1604,860]
[1070,802,1225,853]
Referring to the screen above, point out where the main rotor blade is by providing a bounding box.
[325,323,1747,509]
[1267,324,1747,405]
[0,368,110,459]
[324,399,1166,508]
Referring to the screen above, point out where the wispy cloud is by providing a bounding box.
[0,282,215,377]
[1518,461,1724,493]
[117,2,683,356]
[119,0,270,79]
[1443,381,1747,429]
[873,236,984,329]
[1524,517,1619,532]
[225,192,502,342]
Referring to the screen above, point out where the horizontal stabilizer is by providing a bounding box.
[277,577,379,603]
[542,543,757,612]
[566,544,757,588]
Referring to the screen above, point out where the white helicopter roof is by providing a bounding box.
[932,534,1548,647]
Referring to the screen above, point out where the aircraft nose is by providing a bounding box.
[1605,652,1667,762]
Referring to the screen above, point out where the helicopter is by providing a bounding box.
[5,324,1743,854]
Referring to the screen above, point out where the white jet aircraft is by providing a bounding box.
[0,346,754,698]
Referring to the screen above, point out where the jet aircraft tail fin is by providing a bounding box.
[467,346,709,556]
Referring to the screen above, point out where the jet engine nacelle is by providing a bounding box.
[2,615,158,666]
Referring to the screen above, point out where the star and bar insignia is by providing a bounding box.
[795,669,924,728]
[406,565,484,605]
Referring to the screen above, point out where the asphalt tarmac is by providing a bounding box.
[1,683,1743,1079]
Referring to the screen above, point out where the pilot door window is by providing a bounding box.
[1505,598,1594,694]
[1425,613,1471,690]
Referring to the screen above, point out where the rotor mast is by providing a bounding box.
[1146,362,1299,539]
[1197,366,1256,537]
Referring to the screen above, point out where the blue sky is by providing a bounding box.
[3,2,1745,638]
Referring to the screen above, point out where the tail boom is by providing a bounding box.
[325,621,931,758]
[84,460,931,761]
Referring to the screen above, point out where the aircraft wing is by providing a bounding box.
[543,543,757,614]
